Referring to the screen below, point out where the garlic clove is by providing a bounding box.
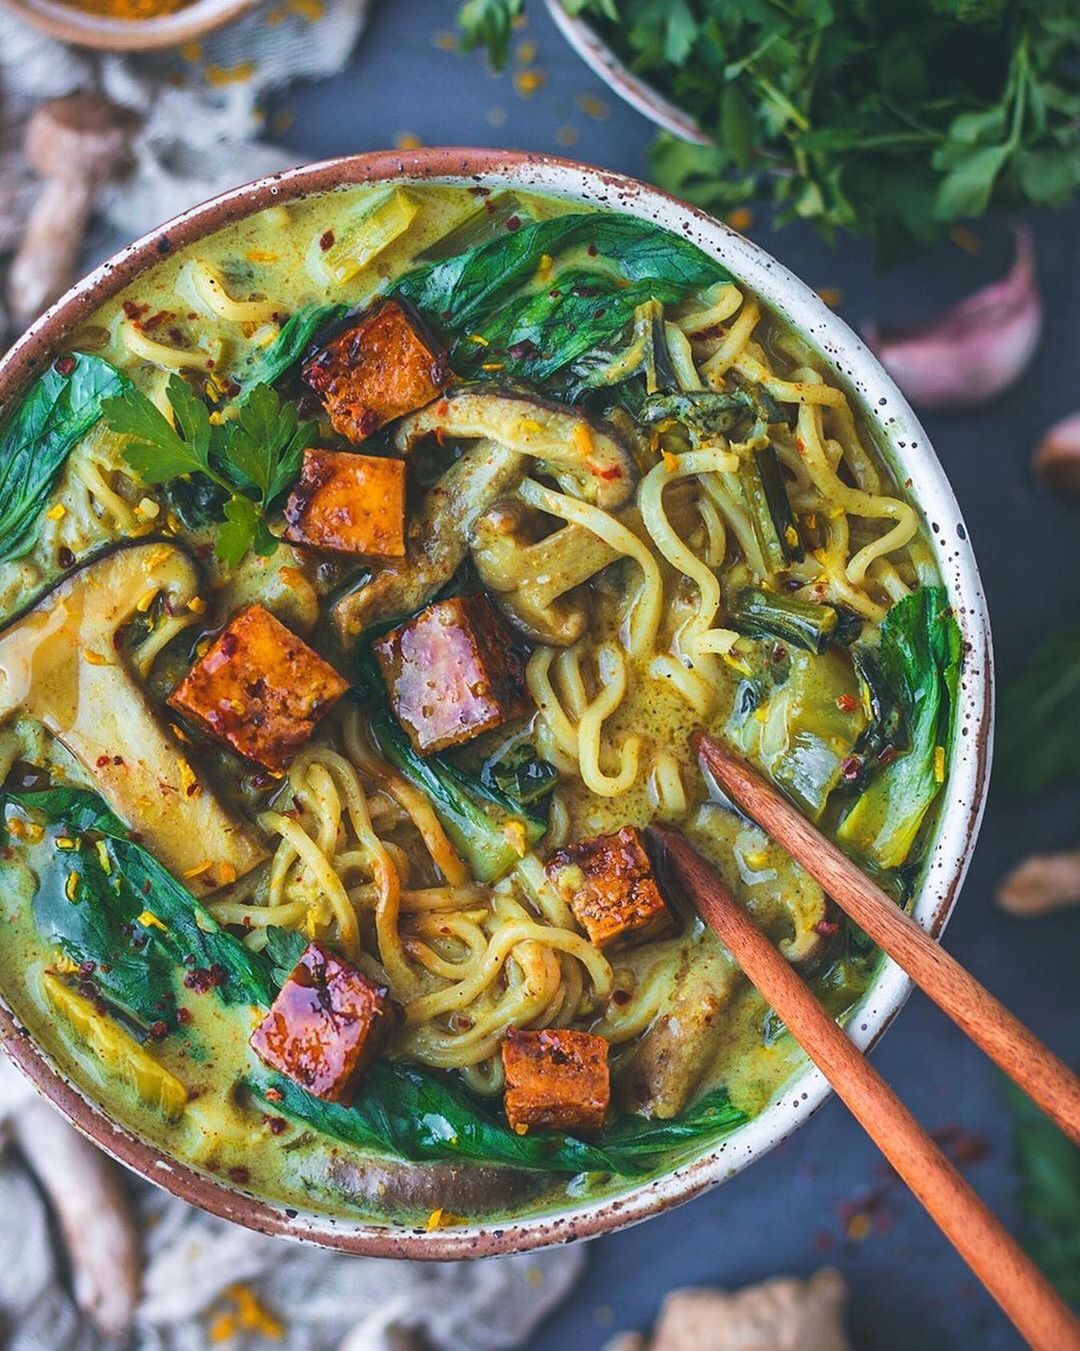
[997,849,1080,916]
[1033,411,1080,501]
[864,229,1041,413]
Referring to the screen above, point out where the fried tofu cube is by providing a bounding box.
[546,826,676,952]
[374,595,528,755]
[250,942,395,1102]
[283,447,406,557]
[502,1028,610,1135]
[302,299,448,443]
[168,604,347,772]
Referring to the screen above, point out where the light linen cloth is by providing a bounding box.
[0,8,585,1344]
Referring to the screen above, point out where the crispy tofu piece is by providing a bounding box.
[546,826,677,952]
[302,299,448,443]
[168,604,347,772]
[502,1028,610,1135]
[374,595,528,755]
[283,447,406,557]
[250,942,395,1102]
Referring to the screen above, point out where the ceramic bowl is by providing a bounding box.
[544,0,711,145]
[0,148,993,1259]
[0,0,256,52]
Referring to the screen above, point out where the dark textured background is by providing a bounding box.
[268,4,1080,1346]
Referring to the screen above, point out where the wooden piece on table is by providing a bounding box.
[649,823,1080,1351]
[696,733,1080,1145]
[7,94,140,330]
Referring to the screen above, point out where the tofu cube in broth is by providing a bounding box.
[284,447,406,557]
[374,595,528,754]
[546,826,677,952]
[502,1028,611,1135]
[168,604,347,772]
[250,942,395,1102]
[302,299,449,443]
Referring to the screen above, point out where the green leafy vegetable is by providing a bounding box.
[727,588,846,655]
[838,587,963,869]
[393,212,730,382]
[418,192,535,262]
[996,626,1080,795]
[101,375,315,567]
[33,833,181,1032]
[456,0,524,68]
[7,786,276,1008]
[468,2,1080,265]
[0,353,130,563]
[1005,1080,1080,1305]
[250,1060,746,1176]
[480,738,558,806]
[263,925,308,989]
[244,302,349,388]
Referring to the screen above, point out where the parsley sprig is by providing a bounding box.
[102,377,315,567]
[460,0,1080,264]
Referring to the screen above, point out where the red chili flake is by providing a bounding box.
[183,963,228,994]
[771,644,787,663]
[610,988,632,1007]
[813,918,840,938]
[149,1020,169,1039]
[57,547,75,569]
[228,1166,251,1185]
[840,755,861,781]
[96,755,111,768]
[219,633,239,658]
[79,960,97,976]
[836,693,858,713]
[469,185,491,197]
[877,744,898,766]
[267,1116,288,1136]
[141,879,152,895]
[264,1087,283,1103]
[505,214,522,231]
[53,354,76,377]
[319,230,335,251]
[113,755,124,766]
[177,1007,192,1026]
[587,243,598,256]
[121,300,148,321]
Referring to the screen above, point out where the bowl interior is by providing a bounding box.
[0,148,994,1259]
[0,0,256,51]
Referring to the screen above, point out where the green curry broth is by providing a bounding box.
[0,182,949,1223]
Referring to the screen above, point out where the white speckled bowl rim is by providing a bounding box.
[0,149,993,1260]
[543,0,712,146]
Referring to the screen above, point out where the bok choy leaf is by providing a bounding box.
[837,587,963,869]
[249,1061,747,1176]
[0,353,130,563]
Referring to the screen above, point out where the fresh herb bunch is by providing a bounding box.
[102,377,316,567]
[458,0,1080,264]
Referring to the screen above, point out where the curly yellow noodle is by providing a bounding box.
[188,260,280,325]
[517,477,662,658]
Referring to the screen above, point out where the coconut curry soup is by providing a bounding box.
[0,184,962,1226]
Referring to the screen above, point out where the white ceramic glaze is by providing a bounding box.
[0,149,994,1259]
[543,0,711,145]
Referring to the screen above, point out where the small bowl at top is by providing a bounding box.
[0,0,257,52]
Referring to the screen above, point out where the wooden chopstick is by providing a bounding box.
[649,824,1080,1351]
[697,733,1080,1146]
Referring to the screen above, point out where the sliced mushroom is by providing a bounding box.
[333,439,525,643]
[10,1101,141,1340]
[0,541,266,891]
[617,937,740,1120]
[471,500,620,646]
[395,387,636,510]
[301,1151,548,1218]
